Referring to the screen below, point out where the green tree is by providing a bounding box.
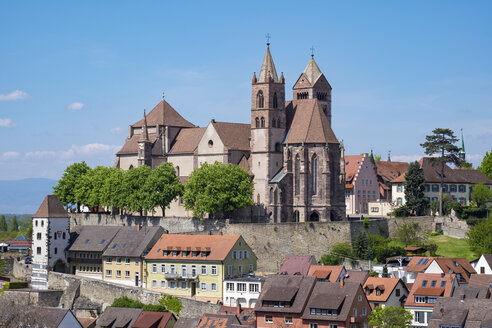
[158,294,182,316]
[0,215,7,232]
[53,161,91,211]
[100,167,126,212]
[320,242,353,265]
[183,162,254,218]
[397,223,421,247]
[369,306,413,328]
[353,232,373,260]
[404,161,428,216]
[144,163,184,216]
[9,216,18,232]
[421,128,461,216]
[478,151,492,180]
[74,166,110,211]
[467,217,492,255]
[471,183,492,207]
[122,165,152,214]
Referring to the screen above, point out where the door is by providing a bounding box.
[191,282,196,296]
[135,273,139,287]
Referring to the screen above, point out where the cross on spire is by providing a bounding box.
[265,33,271,46]
[310,46,315,58]
[162,91,165,101]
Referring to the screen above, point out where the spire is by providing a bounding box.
[252,72,257,84]
[459,128,466,160]
[303,56,323,85]
[140,109,149,142]
[258,43,279,83]
[388,150,391,162]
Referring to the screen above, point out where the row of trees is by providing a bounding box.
[0,215,19,232]
[53,161,254,218]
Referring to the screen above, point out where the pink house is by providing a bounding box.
[345,154,380,215]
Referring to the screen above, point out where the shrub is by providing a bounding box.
[393,205,410,218]
[461,206,488,220]
[369,270,378,277]
[362,217,370,229]
[373,245,405,263]
[430,229,443,236]
[4,281,28,289]
[427,243,438,256]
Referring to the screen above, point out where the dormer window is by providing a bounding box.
[163,250,169,256]
[182,251,189,257]
[192,251,199,257]
[172,251,179,257]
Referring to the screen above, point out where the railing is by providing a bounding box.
[164,272,198,280]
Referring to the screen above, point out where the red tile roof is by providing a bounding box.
[132,100,195,128]
[116,133,158,155]
[344,155,365,187]
[376,161,409,184]
[133,311,175,328]
[432,258,476,283]
[307,265,345,282]
[363,277,403,302]
[405,273,455,307]
[211,121,251,151]
[169,127,206,154]
[407,257,435,272]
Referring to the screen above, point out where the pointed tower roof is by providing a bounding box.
[139,109,149,142]
[132,100,195,128]
[303,56,323,85]
[258,44,279,83]
[32,195,69,218]
[459,129,465,154]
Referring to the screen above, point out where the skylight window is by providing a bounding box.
[156,248,161,253]
[112,244,117,249]
[99,239,105,244]
[84,239,89,244]
[422,280,428,287]
[431,280,437,288]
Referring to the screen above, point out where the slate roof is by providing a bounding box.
[32,195,69,218]
[102,226,162,258]
[482,254,492,270]
[405,273,455,307]
[451,286,491,299]
[145,234,244,262]
[284,99,339,144]
[96,307,143,327]
[255,275,316,314]
[279,255,316,275]
[302,57,323,85]
[174,317,200,328]
[363,277,405,302]
[307,265,345,282]
[69,226,121,252]
[132,311,175,328]
[211,121,251,151]
[132,100,195,128]
[197,313,241,328]
[30,307,81,327]
[169,127,207,154]
[428,297,492,328]
[301,282,362,321]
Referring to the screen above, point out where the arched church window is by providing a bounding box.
[312,154,318,195]
[176,166,180,176]
[295,154,300,196]
[275,143,281,152]
[255,117,260,128]
[270,188,274,204]
[273,92,278,108]
[272,119,276,128]
[257,90,264,108]
[261,117,265,128]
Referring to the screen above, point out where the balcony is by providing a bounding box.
[164,272,198,280]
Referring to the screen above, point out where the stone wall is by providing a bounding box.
[434,216,469,239]
[1,289,63,307]
[48,272,221,318]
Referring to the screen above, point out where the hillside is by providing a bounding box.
[0,178,58,214]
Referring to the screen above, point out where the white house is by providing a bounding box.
[223,276,264,308]
[31,195,71,290]
[363,277,408,309]
[474,254,492,274]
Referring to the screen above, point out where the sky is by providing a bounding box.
[1,1,491,181]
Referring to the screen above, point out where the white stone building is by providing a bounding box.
[223,277,264,308]
[31,195,70,290]
[474,254,492,274]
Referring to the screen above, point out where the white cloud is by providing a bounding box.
[0,118,15,128]
[67,102,84,110]
[110,127,122,134]
[24,143,121,160]
[0,90,30,101]
[2,152,20,159]
[391,154,422,163]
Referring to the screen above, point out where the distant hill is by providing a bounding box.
[0,178,58,214]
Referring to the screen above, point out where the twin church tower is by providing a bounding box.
[115,42,346,222]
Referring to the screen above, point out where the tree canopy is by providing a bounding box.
[467,217,492,255]
[144,163,184,215]
[183,162,254,218]
[0,215,7,232]
[471,183,492,207]
[369,306,413,328]
[353,232,373,260]
[478,151,492,180]
[9,216,18,232]
[53,161,90,211]
[122,165,153,214]
[320,242,353,265]
[404,161,428,215]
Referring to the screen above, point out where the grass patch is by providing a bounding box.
[429,235,475,260]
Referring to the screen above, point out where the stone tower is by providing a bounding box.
[292,55,332,124]
[31,195,70,290]
[138,109,152,167]
[250,43,286,217]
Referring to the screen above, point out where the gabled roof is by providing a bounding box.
[468,274,492,288]
[102,226,162,258]
[405,273,455,307]
[284,99,338,144]
[145,234,245,262]
[211,121,251,151]
[257,44,279,83]
[169,127,206,154]
[344,270,370,285]
[197,313,241,328]
[375,161,409,184]
[363,277,404,302]
[407,256,435,272]
[279,255,316,275]
[451,285,491,299]
[69,226,121,252]
[132,100,195,128]
[481,254,492,270]
[133,311,175,328]
[175,317,200,328]
[429,258,476,282]
[344,155,365,187]
[30,307,80,327]
[32,195,69,218]
[428,298,492,328]
[96,307,142,327]
[307,265,345,282]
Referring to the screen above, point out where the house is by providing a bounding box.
[279,255,316,275]
[255,275,317,327]
[404,257,435,284]
[145,234,257,302]
[218,306,256,327]
[307,265,346,282]
[374,160,409,202]
[96,307,143,327]
[102,226,163,287]
[404,273,457,328]
[344,154,380,215]
[450,285,491,299]
[423,257,476,285]
[26,307,82,328]
[223,276,264,308]
[67,226,121,279]
[391,157,492,207]
[427,297,492,328]
[473,254,492,274]
[301,281,371,328]
[197,313,243,328]
[77,317,97,328]
[362,277,408,309]
[4,234,31,252]
[133,311,177,328]
[344,270,370,286]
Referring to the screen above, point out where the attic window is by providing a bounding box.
[192,251,199,257]
[208,140,213,148]
[202,251,209,258]
[172,251,179,257]
[182,251,190,257]
[163,250,168,256]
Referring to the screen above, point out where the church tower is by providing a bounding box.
[250,42,286,217]
[138,109,152,167]
[292,55,332,124]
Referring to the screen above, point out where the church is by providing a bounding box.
[115,43,346,222]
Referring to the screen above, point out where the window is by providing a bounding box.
[432,184,439,192]
[396,288,400,296]
[415,311,425,323]
[249,264,254,272]
[106,270,112,277]
[450,185,457,192]
[201,265,207,275]
[227,265,232,276]
[257,90,264,108]
[459,185,466,192]
[201,282,207,291]
[211,265,218,275]
[35,220,38,227]
[430,280,437,288]
[211,283,217,291]
[54,247,58,254]
[295,154,300,195]
[226,283,234,291]
[261,117,265,128]
[106,257,112,264]
[116,257,121,264]
[358,295,362,302]
[180,281,187,289]
[255,117,260,128]
[310,324,318,328]
[265,315,273,323]
[422,280,428,287]
[170,264,176,274]
[116,270,121,277]
[481,267,485,274]
[152,280,157,288]
[37,233,42,240]
[151,264,157,273]
[239,265,243,276]
[237,283,246,292]
[182,265,187,276]
[272,119,276,128]
[330,325,338,328]
[397,197,403,205]
[311,154,318,195]
[125,258,130,265]
[250,283,259,293]
[161,264,166,273]
[273,92,278,108]
[125,271,130,278]
[415,296,426,303]
[54,232,57,240]
[191,265,197,277]
[363,307,367,316]
[172,251,179,257]
[284,316,293,324]
[160,280,166,288]
[353,308,357,317]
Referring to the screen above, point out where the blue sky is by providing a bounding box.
[1,1,491,180]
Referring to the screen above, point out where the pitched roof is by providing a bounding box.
[482,254,492,269]
[197,313,240,328]
[363,277,403,302]
[284,99,338,144]
[102,226,162,258]
[116,133,158,155]
[132,311,175,328]
[30,307,80,327]
[132,100,195,128]
[69,226,121,252]
[96,307,143,327]
[344,270,370,285]
[451,285,491,299]
[307,265,345,282]
[431,258,476,282]
[301,282,362,321]
[77,317,96,328]
[344,155,365,187]
[257,45,279,83]
[211,121,251,151]
[407,256,435,272]
[375,161,409,184]
[279,255,316,275]
[169,127,207,154]
[145,234,243,261]
[255,275,316,314]
[405,273,455,307]
[218,306,256,327]
[32,195,69,218]
[428,297,492,328]
[174,317,200,328]
[302,57,323,85]
[468,274,492,288]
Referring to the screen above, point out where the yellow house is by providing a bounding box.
[145,234,257,303]
[102,226,163,287]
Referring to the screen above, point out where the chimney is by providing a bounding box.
[137,224,141,231]
[340,278,345,287]
[236,303,241,315]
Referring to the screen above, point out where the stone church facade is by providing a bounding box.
[115,44,346,222]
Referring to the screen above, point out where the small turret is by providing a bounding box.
[252,72,257,84]
[280,72,285,84]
